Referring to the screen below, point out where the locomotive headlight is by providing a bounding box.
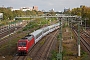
[18,48,20,50]
[23,47,26,48]
[23,47,26,50]
[18,47,21,50]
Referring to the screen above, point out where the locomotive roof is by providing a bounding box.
[21,35,32,40]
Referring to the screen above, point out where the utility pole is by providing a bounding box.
[8,22,11,55]
[14,20,17,32]
[78,22,80,56]
[70,18,73,40]
[57,17,62,60]
[67,17,69,26]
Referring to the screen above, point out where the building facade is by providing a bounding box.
[33,6,38,11]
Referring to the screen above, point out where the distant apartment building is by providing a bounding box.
[11,9,20,11]
[3,6,38,11]
[33,6,38,11]
[20,7,32,11]
[64,8,70,12]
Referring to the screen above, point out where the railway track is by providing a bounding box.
[12,56,26,60]
[12,30,59,60]
[0,28,24,46]
[73,28,90,55]
[0,26,20,39]
[0,21,28,46]
[28,30,58,60]
[0,21,27,40]
[0,26,20,38]
[81,31,90,54]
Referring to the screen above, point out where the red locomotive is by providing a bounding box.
[17,35,35,54]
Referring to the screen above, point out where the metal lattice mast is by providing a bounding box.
[78,22,81,56]
[57,17,62,60]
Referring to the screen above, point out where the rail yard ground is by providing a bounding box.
[62,26,79,60]
[0,19,58,60]
[0,19,90,60]
[62,25,90,60]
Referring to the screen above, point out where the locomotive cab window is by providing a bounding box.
[18,42,27,47]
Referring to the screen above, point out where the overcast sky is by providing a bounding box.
[0,0,90,11]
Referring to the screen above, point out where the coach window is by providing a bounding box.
[36,32,42,39]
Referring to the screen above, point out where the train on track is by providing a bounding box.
[17,23,60,55]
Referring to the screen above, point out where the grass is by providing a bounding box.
[0,32,26,56]
[50,50,57,60]
[40,39,45,45]
[26,56,32,60]
[81,50,90,60]
[23,18,57,31]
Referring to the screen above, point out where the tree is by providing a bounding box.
[71,5,90,25]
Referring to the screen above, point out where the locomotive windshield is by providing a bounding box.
[18,42,26,47]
